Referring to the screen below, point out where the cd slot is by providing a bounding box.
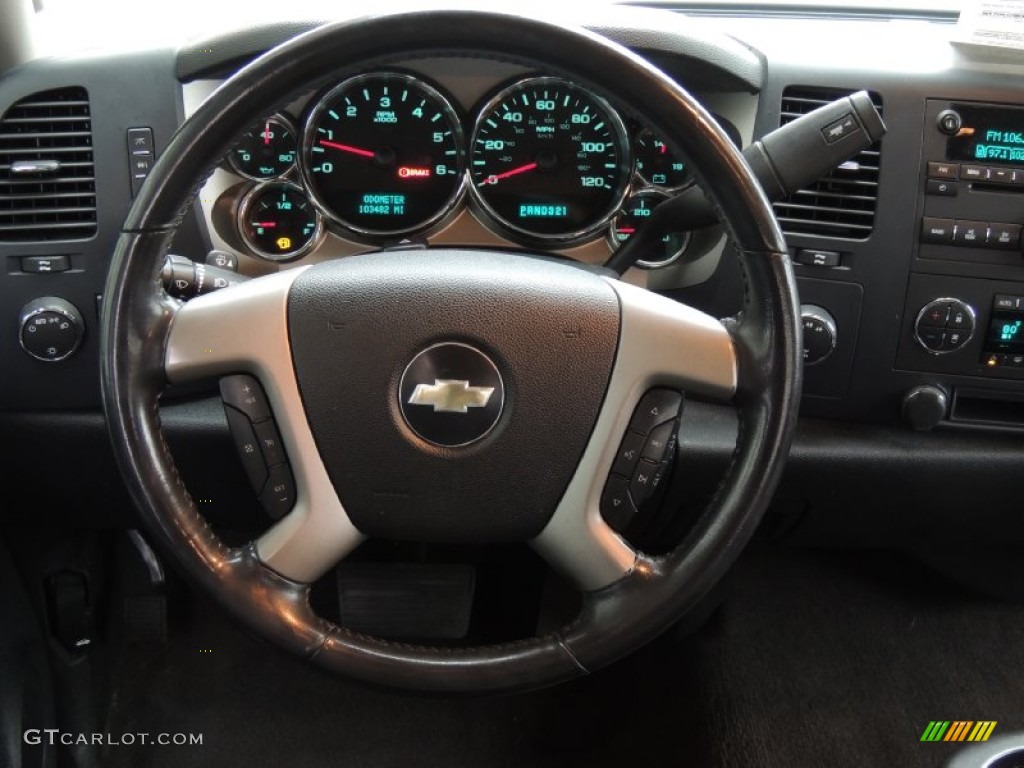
[971,181,1024,194]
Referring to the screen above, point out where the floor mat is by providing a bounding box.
[101,547,1024,767]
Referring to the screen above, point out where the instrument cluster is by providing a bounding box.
[224,70,736,267]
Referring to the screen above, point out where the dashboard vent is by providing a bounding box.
[0,87,96,242]
[773,86,883,241]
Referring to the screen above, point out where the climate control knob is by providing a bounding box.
[18,297,84,362]
[801,304,837,366]
[914,298,975,355]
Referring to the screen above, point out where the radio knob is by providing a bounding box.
[902,385,948,432]
[18,297,84,362]
[937,109,962,136]
[800,304,837,366]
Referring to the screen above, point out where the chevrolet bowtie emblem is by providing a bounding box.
[407,379,495,413]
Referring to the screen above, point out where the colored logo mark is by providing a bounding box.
[920,721,997,743]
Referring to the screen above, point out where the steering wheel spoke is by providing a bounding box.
[165,271,365,584]
[533,279,737,591]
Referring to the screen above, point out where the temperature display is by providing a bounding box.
[984,309,1024,355]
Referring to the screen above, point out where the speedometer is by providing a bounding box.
[469,77,631,243]
[300,72,466,238]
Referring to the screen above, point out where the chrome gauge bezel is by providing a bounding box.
[467,76,633,247]
[236,180,325,262]
[632,127,694,193]
[298,71,467,240]
[606,189,692,269]
[227,112,299,182]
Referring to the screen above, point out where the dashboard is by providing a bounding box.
[184,60,746,277]
[3,4,1024,546]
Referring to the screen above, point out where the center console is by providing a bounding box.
[892,99,1024,427]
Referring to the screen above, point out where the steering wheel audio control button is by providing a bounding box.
[641,421,675,462]
[611,431,645,476]
[600,476,637,531]
[629,389,683,435]
[601,388,684,532]
[630,459,659,505]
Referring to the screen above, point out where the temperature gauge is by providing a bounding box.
[229,114,298,180]
[608,190,690,269]
[238,182,323,261]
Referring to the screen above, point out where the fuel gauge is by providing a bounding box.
[238,182,323,261]
[229,114,298,180]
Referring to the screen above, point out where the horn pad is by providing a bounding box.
[287,250,620,542]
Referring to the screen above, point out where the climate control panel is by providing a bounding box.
[912,298,976,355]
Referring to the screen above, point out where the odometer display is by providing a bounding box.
[469,77,631,243]
[300,72,465,237]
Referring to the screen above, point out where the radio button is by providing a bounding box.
[927,161,958,179]
[953,220,988,247]
[921,217,955,244]
[989,168,1014,185]
[960,165,989,181]
[926,179,957,196]
[1013,170,1024,186]
[987,222,1022,251]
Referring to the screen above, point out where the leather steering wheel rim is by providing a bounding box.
[100,10,801,693]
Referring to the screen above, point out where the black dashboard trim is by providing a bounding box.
[173,9,765,92]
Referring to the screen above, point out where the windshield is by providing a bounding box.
[34,0,964,54]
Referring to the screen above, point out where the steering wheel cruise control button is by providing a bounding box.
[219,374,272,422]
[259,464,296,520]
[253,420,287,466]
[223,406,269,492]
[611,431,646,476]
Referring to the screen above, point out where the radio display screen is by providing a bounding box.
[947,105,1024,166]
[984,309,1024,355]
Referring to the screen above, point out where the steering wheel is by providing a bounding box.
[100,10,801,693]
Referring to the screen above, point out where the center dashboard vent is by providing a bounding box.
[0,87,97,242]
[773,86,883,241]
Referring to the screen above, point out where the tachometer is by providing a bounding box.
[300,72,465,238]
[469,77,631,243]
